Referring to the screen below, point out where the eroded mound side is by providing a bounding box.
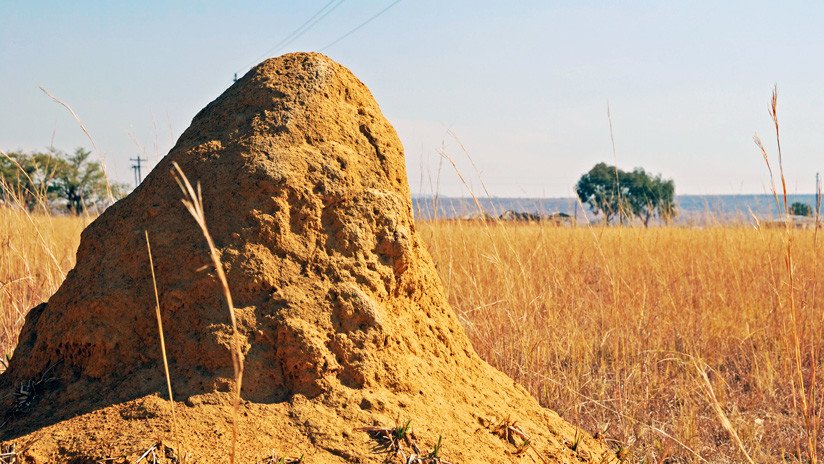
[1,52,612,463]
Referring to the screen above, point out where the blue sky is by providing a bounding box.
[2,1,823,197]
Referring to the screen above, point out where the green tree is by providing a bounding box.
[626,168,676,226]
[1,150,64,210]
[575,163,675,226]
[789,201,812,217]
[574,162,632,224]
[52,148,111,214]
[1,147,125,214]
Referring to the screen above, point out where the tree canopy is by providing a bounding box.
[1,148,126,214]
[789,201,812,217]
[575,162,675,226]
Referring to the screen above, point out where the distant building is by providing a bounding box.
[759,215,820,229]
[499,210,542,222]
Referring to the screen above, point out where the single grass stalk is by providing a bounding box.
[770,88,815,464]
[753,135,782,217]
[144,231,177,441]
[37,86,115,203]
[756,86,818,463]
[38,87,97,151]
[693,357,755,464]
[769,86,788,215]
[171,162,244,464]
[607,101,626,225]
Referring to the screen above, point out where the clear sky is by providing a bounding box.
[2,1,823,197]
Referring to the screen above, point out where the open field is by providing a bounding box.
[0,208,89,358]
[1,209,822,462]
[420,220,822,463]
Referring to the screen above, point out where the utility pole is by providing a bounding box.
[574,201,578,225]
[130,156,148,186]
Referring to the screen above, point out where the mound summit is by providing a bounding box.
[1,53,611,463]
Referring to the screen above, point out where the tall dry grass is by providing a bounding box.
[0,207,88,364]
[4,206,820,462]
[420,221,822,462]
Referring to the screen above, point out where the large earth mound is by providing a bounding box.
[1,53,612,463]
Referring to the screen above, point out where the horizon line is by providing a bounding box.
[410,193,822,200]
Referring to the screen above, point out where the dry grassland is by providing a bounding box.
[420,221,821,463]
[0,208,88,358]
[1,208,821,462]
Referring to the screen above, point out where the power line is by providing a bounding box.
[278,0,347,53]
[319,0,403,52]
[246,0,336,67]
[242,0,346,72]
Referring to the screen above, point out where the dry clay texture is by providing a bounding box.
[1,53,612,463]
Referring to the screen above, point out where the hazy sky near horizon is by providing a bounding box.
[2,1,823,197]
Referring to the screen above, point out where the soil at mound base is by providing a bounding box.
[1,53,613,463]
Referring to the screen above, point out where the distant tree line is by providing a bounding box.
[576,162,675,226]
[1,147,126,214]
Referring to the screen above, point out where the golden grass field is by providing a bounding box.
[421,220,822,463]
[0,208,89,358]
[1,206,821,463]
